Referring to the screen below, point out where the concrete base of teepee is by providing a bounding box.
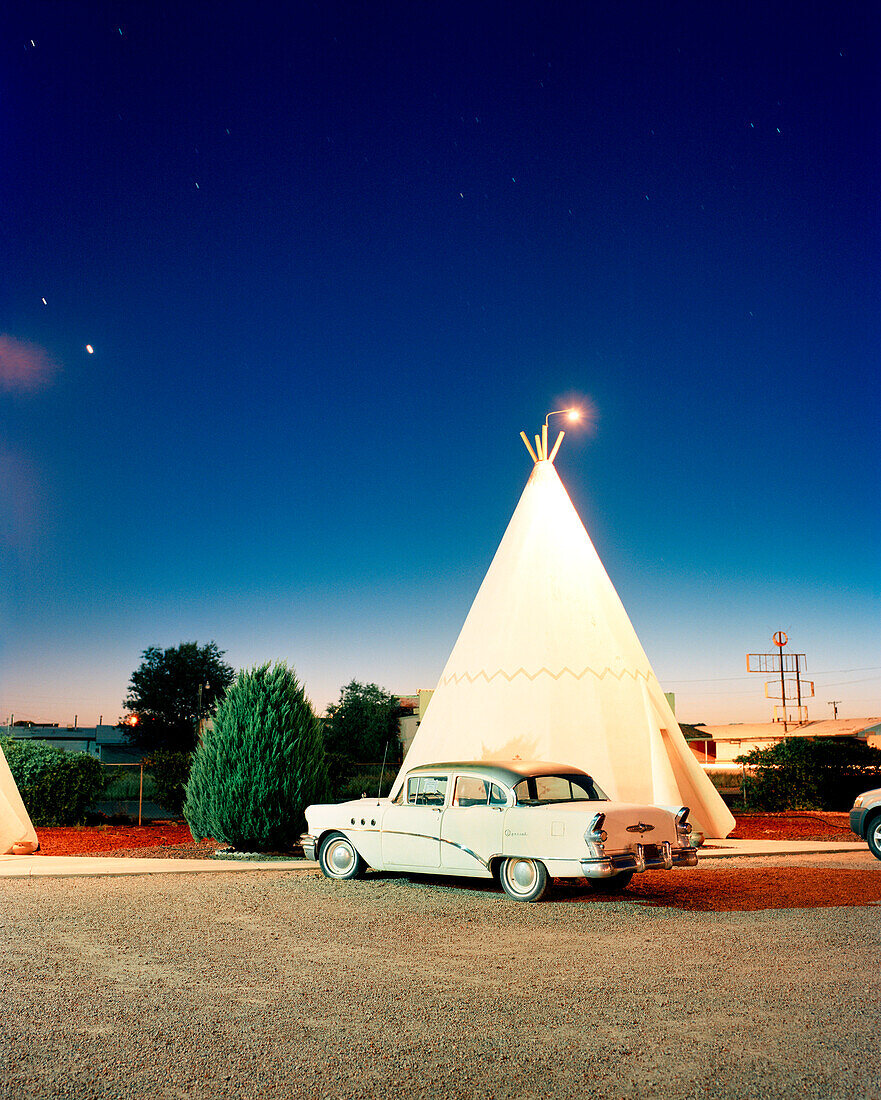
[0,746,39,855]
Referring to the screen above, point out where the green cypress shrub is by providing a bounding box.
[183,663,329,851]
[0,737,105,825]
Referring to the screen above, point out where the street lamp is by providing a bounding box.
[196,682,211,742]
[543,407,582,431]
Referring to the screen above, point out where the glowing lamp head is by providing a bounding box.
[566,408,582,422]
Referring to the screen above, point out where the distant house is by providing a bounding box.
[397,690,434,757]
[686,717,881,768]
[3,724,147,764]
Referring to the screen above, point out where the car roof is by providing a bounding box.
[404,760,591,787]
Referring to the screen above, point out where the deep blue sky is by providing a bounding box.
[2,2,879,726]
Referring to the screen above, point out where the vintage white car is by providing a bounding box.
[302,760,698,901]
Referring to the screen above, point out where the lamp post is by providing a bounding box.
[543,407,582,432]
[196,682,211,743]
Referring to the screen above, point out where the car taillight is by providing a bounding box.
[675,807,692,844]
[585,812,607,845]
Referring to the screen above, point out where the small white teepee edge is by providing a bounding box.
[0,743,39,855]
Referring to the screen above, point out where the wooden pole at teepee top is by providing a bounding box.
[548,430,565,463]
[520,431,539,463]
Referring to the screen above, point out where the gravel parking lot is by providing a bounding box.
[2,859,880,1100]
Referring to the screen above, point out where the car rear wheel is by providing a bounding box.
[586,870,635,893]
[498,856,549,902]
[318,832,366,880]
[867,814,881,861]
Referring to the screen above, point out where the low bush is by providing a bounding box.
[144,750,192,815]
[707,769,743,792]
[101,769,158,801]
[737,737,881,811]
[0,737,105,825]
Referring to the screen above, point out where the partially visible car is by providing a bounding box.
[303,760,698,902]
[850,788,881,860]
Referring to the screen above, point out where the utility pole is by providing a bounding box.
[828,700,841,720]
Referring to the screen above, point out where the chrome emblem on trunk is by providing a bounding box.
[626,822,655,834]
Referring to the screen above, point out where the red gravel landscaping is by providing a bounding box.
[33,823,219,859]
[727,811,856,842]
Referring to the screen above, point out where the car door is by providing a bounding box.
[380,774,447,869]
[440,775,507,874]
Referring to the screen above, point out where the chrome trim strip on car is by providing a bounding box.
[439,838,491,868]
[382,829,493,869]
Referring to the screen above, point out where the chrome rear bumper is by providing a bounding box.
[581,842,697,878]
[301,833,318,861]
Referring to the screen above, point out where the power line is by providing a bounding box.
[663,665,881,685]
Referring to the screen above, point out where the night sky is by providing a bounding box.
[2,2,879,727]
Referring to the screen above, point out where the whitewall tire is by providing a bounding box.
[318,832,366,880]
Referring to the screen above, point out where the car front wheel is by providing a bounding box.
[318,832,366,880]
[586,870,635,893]
[498,856,549,902]
[867,815,881,861]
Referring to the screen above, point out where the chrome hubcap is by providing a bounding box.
[327,840,355,875]
[508,859,537,893]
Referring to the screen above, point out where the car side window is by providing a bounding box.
[453,776,489,807]
[489,783,507,806]
[407,776,448,806]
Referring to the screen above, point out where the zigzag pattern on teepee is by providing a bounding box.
[440,666,654,686]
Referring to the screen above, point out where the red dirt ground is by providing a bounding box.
[34,822,216,859]
[565,867,881,911]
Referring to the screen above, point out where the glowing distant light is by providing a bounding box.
[85,344,94,354]
[566,408,582,422]
[41,297,47,305]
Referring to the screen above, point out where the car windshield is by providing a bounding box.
[512,774,607,805]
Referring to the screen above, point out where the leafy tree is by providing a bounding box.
[737,736,881,811]
[122,641,234,752]
[184,662,329,851]
[322,680,402,775]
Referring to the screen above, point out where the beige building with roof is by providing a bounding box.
[687,717,881,767]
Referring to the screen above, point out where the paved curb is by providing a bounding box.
[696,839,867,859]
[0,855,321,878]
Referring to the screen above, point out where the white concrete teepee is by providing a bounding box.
[393,428,735,838]
[0,742,39,855]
